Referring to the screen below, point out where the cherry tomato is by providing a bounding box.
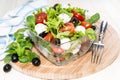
[72,11,85,21]
[60,22,75,34]
[50,46,64,54]
[44,33,54,42]
[35,12,47,24]
[81,21,92,29]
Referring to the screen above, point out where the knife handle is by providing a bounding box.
[99,21,108,42]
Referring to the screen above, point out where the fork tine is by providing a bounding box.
[91,44,95,63]
[94,45,99,63]
[95,45,101,63]
[91,44,98,63]
[97,45,104,64]
[91,44,104,64]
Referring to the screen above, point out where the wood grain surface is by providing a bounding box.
[11,23,120,80]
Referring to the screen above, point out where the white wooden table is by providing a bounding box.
[0,0,120,80]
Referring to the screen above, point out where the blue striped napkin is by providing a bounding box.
[0,0,48,60]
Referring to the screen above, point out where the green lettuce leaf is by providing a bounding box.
[85,28,97,41]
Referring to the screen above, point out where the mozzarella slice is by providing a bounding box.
[35,23,47,34]
[75,25,85,34]
[60,38,71,50]
[58,13,71,23]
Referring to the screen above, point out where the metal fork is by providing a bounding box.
[91,21,108,64]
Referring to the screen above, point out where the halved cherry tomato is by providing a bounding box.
[50,46,64,54]
[81,21,92,29]
[44,33,54,42]
[60,22,75,34]
[72,11,85,21]
[35,12,47,24]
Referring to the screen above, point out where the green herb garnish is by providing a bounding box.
[4,28,39,63]
[85,13,100,24]
[25,15,36,28]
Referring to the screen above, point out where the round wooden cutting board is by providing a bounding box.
[11,23,120,80]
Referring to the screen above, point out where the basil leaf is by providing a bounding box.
[5,49,17,54]
[6,42,18,49]
[4,54,12,63]
[85,13,100,24]
[29,52,39,62]
[19,56,29,63]
[14,28,28,39]
[25,15,35,28]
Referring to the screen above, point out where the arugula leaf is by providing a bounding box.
[85,13,100,24]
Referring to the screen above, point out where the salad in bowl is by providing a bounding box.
[26,4,100,65]
[4,3,100,66]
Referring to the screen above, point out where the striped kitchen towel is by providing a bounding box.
[0,0,48,60]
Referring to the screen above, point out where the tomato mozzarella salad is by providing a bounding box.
[25,3,100,63]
